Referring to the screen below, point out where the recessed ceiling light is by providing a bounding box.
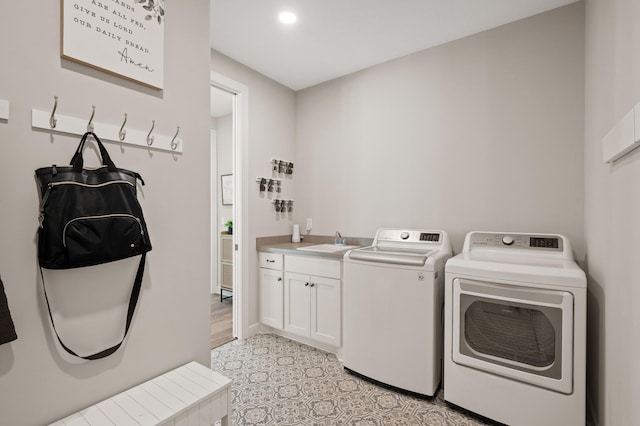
[279,11,297,24]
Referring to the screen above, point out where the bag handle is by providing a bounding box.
[70,132,117,173]
[39,254,146,360]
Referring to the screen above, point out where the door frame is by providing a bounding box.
[210,129,217,295]
[210,71,249,340]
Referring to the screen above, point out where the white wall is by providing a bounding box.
[296,4,585,258]
[210,51,297,327]
[210,5,585,338]
[585,0,640,424]
[0,2,212,425]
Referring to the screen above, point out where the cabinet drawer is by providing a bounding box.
[259,252,283,270]
[285,255,341,279]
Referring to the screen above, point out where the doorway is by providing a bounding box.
[210,72,249,347]
[210,86,234,348]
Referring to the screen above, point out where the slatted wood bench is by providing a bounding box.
[50,362,232,426]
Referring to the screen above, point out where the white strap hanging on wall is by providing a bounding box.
[602,101,640,163]
[0,99,9,120]
[31,97,183,154]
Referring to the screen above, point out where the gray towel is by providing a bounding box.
[0,276,17,345]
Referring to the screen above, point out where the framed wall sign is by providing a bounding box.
[221,174,233,205]
[61,0,165,89]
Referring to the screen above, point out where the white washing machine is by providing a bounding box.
[343,228,452,396]
[444,231,586,426]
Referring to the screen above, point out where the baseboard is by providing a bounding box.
[244,322,262,339]
[261,328,343,359]
[246,325,344,359]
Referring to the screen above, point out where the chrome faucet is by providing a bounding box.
[335,231,345,245]
[336,231,342,238]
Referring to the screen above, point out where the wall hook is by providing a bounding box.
[86,105,95,132]
[49,96,58,128]
[118,113,127,141]
[146,120,155,146]
[170,126,180,150]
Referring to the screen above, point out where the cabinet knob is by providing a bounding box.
[267,259,275,263]
[305,282,309,286]
[310,283,315,287]
[277,277,282,282]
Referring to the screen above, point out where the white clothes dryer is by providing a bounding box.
[444,232,586,426]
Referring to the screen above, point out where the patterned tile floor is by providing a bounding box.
[211,333,494,426]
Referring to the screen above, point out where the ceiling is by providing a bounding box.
[210,0,579,91]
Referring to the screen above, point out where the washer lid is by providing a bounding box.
[346,246,436,267]
[344,228,452,269]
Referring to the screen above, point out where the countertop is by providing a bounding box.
[256,235,373,260]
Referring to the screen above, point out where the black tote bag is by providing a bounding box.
[35,132,151,360]
[36,132,151,269]
[0,276,17,346]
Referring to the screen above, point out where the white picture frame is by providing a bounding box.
[61,0,165,89]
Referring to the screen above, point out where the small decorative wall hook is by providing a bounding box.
[170,126,180,150]
[146,120,155,146]
[87,105,95,132]
[49,96,58,128]
[118,113,128,141]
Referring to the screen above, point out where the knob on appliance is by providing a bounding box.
[400,232,410,240]
[502,236,514,246]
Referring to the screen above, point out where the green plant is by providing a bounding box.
[225,220,233,228]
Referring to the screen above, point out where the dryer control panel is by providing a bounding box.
[468,232,564,253]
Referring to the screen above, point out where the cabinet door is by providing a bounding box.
[284,272,311,337]
[221,262,233,290]
[220,235,233,263]
[259,268,284,330]
[310,276,341,346]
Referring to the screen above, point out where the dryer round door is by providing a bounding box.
[452,278,574,394]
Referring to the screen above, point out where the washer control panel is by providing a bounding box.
[469,232,563,252]
[374,229,442,245]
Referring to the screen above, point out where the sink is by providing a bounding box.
[297,244,360,253]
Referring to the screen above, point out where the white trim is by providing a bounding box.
[211,72,249,341]
[31,109,183,153]
[0,99,9,120]
[210,130,218,294]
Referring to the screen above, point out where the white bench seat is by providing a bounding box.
[50,362,232,426]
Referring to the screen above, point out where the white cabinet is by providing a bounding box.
[219,234,233,295]
[283,272,311,336]
[284,255,342,347]
[259,252,284,329]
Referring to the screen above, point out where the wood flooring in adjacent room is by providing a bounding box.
[211,293,234,349]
